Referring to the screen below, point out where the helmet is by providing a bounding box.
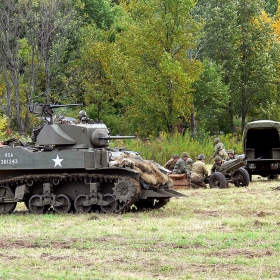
[198,154,205,160]
[181,152,188,157]
[186,158,193,163]
[227,149,234,154]
[79,110,87,118]
[173,154,179,159]
[214,138,220,144]
[215,156,222,162]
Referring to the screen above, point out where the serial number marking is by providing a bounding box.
[1,159,18,164]
[4,153,14,157]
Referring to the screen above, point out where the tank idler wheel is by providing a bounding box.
[0,186,17,214]
[74,195,92,213]
[53,194,72,214]
[28,194,49,214]
[209,172,227,188]
[100,194,118,213]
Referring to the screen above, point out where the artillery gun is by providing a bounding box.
[0,104,185,214]
[206,154,250,188]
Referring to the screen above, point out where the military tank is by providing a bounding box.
[0,104,184,214]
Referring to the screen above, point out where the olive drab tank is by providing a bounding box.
[0,104,184,214]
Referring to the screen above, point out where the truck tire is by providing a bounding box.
[232,168,250,187]
[209,172,227,189]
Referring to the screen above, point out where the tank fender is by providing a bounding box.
[85,167,140,181]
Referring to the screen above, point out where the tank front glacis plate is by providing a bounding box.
[0,146,98,170]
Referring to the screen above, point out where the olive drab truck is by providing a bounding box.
[0,104,185,214]
[243,120,280,180]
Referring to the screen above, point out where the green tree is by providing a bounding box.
[74,0,202,137]
[111,0,203,136]
[192,59,230,135]
[79,0,116,29]
[0,0,82,134]
[265,0,278,15]
[195,0,279,131]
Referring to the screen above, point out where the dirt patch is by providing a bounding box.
[208,248,273,258]
[193,209,223,217]
[0,237,92,249]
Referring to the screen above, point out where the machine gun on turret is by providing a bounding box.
[29,103,82,124]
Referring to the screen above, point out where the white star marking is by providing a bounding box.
[52,155,63,167]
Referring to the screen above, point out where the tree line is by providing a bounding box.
[0,0,279,140]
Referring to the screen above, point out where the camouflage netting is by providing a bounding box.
[109,153,170,188]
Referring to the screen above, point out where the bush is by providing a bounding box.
[111,131,243,165]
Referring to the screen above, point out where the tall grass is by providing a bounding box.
[111,132,243,165]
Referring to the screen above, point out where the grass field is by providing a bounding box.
[0,176,280,280]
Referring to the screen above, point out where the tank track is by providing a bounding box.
[0,172,141,214]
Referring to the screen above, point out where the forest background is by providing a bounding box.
[0,0,279,164]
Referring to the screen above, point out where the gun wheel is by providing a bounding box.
[232,168,250,187]
[209,172,227,189]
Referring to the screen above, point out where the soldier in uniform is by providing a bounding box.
[186,158,193,174]
[210,138,227,161]
[172,152,190,177]
[164,154,180,171]
[210,156,223,174]
[226,149,236,161]
[190,154,208,189]
[78,110,94,124]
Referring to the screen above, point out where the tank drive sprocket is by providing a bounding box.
[112,178,139,203]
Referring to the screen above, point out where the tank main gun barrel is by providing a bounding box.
[98,136,136,140]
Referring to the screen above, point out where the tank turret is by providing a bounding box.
[0,104,185,215]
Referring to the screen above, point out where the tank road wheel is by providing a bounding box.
[100,194,118,213]
[53,194,72,214]
[232,168,250,187]
[0,186,17,214]
[209,172,227,189]
[74,195,92,213]
[28,194,48,214]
